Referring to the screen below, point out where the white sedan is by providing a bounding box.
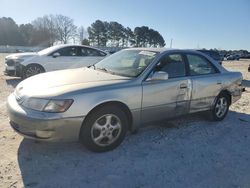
[4,44,108,78]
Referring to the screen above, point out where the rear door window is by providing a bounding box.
[71,47,107,57]
[187,54,217,76]
[54,47,78,56]
[86,48,106,57]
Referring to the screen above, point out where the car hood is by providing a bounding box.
[15,68,131,98]
[5,52,38,60]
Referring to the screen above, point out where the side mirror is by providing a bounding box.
[148,71,169,81]
[52,52,60,58]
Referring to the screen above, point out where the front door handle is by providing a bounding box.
[180,83,187,89]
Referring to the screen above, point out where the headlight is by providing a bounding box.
[21,98,73,113]
[22,98,49,111]
[13,58,24,63]
[43,99,73,112]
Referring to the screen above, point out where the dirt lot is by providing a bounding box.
[0,53,250,188]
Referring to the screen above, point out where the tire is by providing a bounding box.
[23,64,45,78]
[210,93,230,121]
[80,105,128,152]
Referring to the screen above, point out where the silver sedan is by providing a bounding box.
[7,48,243,152]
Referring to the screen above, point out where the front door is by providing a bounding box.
[43,46,82,71]
[141,53,191,123]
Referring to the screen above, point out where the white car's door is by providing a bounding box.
[42,46,107,71]
[42,46,82,71]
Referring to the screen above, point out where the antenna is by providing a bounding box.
[170,38,173,48]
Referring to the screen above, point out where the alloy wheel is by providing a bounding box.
[91,114,122,147]
[215,97,228,118]
[25,66,43,77]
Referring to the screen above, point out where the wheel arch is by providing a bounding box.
[22,63,46,78]
[212,89,232,109]
[219,89,232,105]
[24,63,46,72]
[82,101,133,132]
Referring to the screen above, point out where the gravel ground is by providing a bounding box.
[0,53,250,188]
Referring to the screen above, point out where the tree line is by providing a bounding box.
[87,20,165,47]
[0,15,165,48]
[0,15,77,47]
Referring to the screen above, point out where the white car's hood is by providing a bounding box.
[15,68,130,98]
[6,52,38,60]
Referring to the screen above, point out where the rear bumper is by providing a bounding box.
[7,93,84,142]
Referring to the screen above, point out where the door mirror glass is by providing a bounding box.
[148,71,169,81]
[52,52,60,58]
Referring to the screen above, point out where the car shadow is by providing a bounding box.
[5,77,22,88]
[17,111,250,188]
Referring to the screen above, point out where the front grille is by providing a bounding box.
[5,59,15,66]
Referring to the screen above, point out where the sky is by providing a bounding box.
[0,0,250,50]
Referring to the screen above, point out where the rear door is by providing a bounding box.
[77,47,107,67]
[141,53,191,123]
[185,53,222,113]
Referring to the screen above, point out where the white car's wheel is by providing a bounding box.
[80,105,128,152]
[23,64,45,78]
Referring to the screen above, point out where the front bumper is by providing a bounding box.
[7,94,84,142]
[4,63,24,77]
[4,64,16,76]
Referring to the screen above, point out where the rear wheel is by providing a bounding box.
[210,93,230,121]
[23,64,45,78]
[80,105,128,152]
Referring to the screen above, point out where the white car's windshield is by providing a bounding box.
[38,46,60,55]
[94,50,158,77]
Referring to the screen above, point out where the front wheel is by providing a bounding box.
[210,94,230,121]
[23,64,45,78]
[80,105,128,152]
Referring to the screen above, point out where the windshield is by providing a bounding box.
[38,46,61,55]
[94,50,158,77]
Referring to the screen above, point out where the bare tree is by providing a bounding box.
[55,15,77,44]
[32,15,58,46]
[77,26,88,44]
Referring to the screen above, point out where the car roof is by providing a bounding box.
[125,48,218,56]
[49,44,107,53]
[124,47,207,54]
[124,47,167,52]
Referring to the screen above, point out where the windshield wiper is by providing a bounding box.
[96,67,112,73]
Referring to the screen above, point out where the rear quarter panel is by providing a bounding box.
[220,71,243,103]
